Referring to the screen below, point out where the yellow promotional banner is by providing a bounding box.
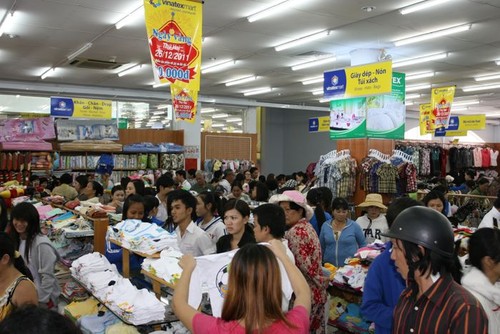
[50,97,112,119]
[324,61,393,99]
[431,86,456,128]
[439,130,468,137]
[171,85,198,123]
[308,116,330,132]
[144,0,202,123]
[419,103,434,135]
[459,114,486,130]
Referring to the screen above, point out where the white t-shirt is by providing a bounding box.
[355,214,389,243]
[478,206,500,229]
[155,194,168,222]
[181,179,192,191]
[175,221,216,256]
[197,216,227,245]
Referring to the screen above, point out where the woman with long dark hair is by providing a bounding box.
[0,232,37,321]
[216,198,255,253]
[173,240,311,333]
[7,203,59,309]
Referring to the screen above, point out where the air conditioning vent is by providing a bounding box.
[68,58,125,70]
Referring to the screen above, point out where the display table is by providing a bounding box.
[141,269,176,298]
[327,282,370,334]
[108,238,160,278]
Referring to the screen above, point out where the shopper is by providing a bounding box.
[107,185,125,214]
[478,196,500,229]
[469,177,490,196]
[82,180,104,203]
[0,305,83,334]
[356,193,388,243]
[155,174,176,222]
[216,198,255,253]
[269,190,327,333]
[125,179,145,197]
[226,181,251,203]
[143,195,164,227]
[105,194,145,272]
[191,170,214,194]
[74,174,89,201]
[7,202,60,309]
[173,241,311,333]
[0,198,8,232]
[461,228,500,333]
[170,190,215,256]
[175,170,191,191]
[195,191,226,245]
[249,166,259,181]
[218,169,235,195]
[0,233,38,321]
[361,197,422,334]
[249,180,269,203]
[50,173,78,201]
[320,197,366,267]
[384,206,488,333]
[306,188,332,236]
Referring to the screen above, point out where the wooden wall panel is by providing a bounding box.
[117,129,184,145]
[201,132,257,168]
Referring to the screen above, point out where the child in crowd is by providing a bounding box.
[105,194,145,273]
[144,195,164,227]
[107,185,125,214]
[7,202,60,309]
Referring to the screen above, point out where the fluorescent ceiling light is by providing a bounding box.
[157,104,170,109]
[406,101,415,106]
[233,130,243,133]
[67,42,93,61]
[406,83,431,92]
[201,108,216,113]
[406,71,435,81]
[212,123,225,127]
[393,53,447,68]
[115,5,143,29]
[496,60,500,65]
[226,117,242,122]
[452,106,469,112]
[301,75,323,85]
[0,11,15,37]
[400,0,453,15]
[311,89,323,95]
[225,75,258,86]
[153,82,170,88]
[237,122,243,126]
[153,111,167,116]
[40,67,55,80]
[247,0,289,22]
[291,56,336,71]
[405,93,421,99]
[474,72,500,82]
[393,24,471,46]
[201,60,236,74]
[462,82,500,92]
[275,30,330,52]
[453,100,479,106]
[318,98,331,103]
[117,64,143,77]
[243,87,273,96]
[212,113,229,119]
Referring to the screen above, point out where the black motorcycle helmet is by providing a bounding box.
[382,206,454,258]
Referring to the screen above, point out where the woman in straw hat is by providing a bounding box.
[356,193,389,244]
[269,190,327,334]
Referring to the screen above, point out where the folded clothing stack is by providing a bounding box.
[108,219,178,255]
[71,252,116,284]
[332,265,367,291]
[142,248,183,284]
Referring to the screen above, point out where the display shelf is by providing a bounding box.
[141,269,176,298]
[71,275,178,326]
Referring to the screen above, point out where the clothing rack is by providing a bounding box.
[368,149,391,163]
[391,149,413,163]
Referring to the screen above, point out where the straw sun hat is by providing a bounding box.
[357,193,387,210]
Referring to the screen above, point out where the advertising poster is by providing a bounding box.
[324,61,392,100]
[144,0,202,123]
[329,97,367,139]
[50,97,112,119]
[431,86,456,129]
[309,116,330,133]
[56,119,119,141]
[366,72,406,139]
[434,114,485,137]
[419,103,434,135]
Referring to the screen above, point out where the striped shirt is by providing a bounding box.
[393,274,488,334]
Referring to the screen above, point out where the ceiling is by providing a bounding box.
[1,0,500,124]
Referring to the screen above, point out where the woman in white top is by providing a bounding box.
[195,191,226,245]
[461,228,500,334]
[356,194,388,243]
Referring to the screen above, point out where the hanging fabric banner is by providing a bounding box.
[144,0,203,123]
[419,103,434,135]
[431,86,456,129]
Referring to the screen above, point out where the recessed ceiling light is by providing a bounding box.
[362,6,376,12]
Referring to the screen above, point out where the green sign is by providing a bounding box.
[112,118,128,129]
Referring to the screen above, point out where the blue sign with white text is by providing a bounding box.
[309,118,319,132]
[50,97,75,117]
[324,70,347,99]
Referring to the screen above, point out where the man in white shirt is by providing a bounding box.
[218,169,235,195]
[170,190,215,256]
[155,174,176,222]
[175,170,191,191]
[478,197,500,229]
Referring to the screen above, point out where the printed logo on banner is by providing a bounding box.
[309,118,319,132]
[51,97,74,117]
[324,70,347,98]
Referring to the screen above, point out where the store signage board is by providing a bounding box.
[144,0,203,124]
[420,103,434,135]
[329,72,404,140]
[324,61,392,100]
[50,97,112,119]
[434,114,485,137]
[308,116,330,133]
[431,86,456,129]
